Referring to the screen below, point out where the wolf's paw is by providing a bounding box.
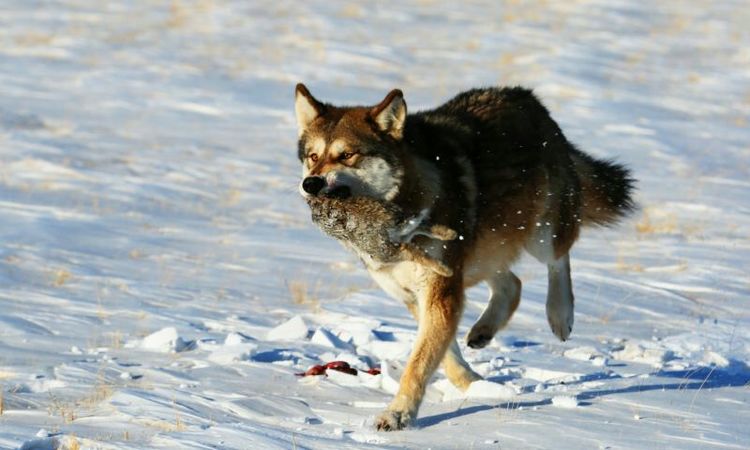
[466,324,495,349]
[375,409,412,431]
[547,304,574,341]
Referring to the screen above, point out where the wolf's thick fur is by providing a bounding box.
[294,84,634,431]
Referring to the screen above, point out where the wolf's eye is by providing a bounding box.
[340,152,355,160]
[309,153,319,162]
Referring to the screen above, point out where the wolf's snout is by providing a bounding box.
[302,176,326,195]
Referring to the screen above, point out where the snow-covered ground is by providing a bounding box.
[1,1,749,448]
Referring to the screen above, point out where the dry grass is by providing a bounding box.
[49,394,77,424]
[109,330,123,350]
[96,297,111,321]
[615,257,645,273]
[286,273,367,311]
[138,398,187,433]
[82,371,114,407]
[47,368,115,425]
[52,269,73,287]
[66,434,81,450]
[286,279,321,312]
[140,418,187,433]
[220,188,242,207]
[635,208,704,237]
[14,32,56,46]
[338,4,363,19]
[165,0,216,30]
[635,209,678,234]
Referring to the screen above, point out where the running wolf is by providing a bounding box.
[294,83,634,430]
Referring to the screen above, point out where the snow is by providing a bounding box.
[310,327,356,351]
[465,380,517,401]
[266,315,309,341]
[551,395,580,409]
[1,0,749,449]
[137,327,190,353]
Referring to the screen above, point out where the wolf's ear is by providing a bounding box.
[295,83,324,136]
[370,89,406,139]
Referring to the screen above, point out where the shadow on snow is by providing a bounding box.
[417,359,750,428]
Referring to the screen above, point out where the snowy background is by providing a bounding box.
[1,0,749,448]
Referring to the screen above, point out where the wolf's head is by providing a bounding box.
[294,83,406,201]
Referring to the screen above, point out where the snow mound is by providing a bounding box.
[432,378,516,402]
[139,327,189,353]
[325,367,360,386]
[551,395,580,409]
[611,341,674,367]
[360,340,412,360]
[266,315,308,341]
[207,332,258,364]
[466,380,516,400]
[19,431,86,450]
[333,318,380,346]
[310,327,355,351]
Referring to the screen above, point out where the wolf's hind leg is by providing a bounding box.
[546,253,574,341]
[442,340,482,390]
[466,271,521,349]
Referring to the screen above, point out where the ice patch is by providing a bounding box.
[266,316,308,341]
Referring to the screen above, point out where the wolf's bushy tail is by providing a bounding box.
[571,148,635,226]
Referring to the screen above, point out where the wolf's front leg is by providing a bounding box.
[375,274,463,431]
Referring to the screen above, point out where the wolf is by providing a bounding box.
[307,195,458,277]
[293,83,634,431]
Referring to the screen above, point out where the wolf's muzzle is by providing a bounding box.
[302,176,326,195]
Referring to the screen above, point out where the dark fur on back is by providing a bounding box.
[397,87,634,257]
